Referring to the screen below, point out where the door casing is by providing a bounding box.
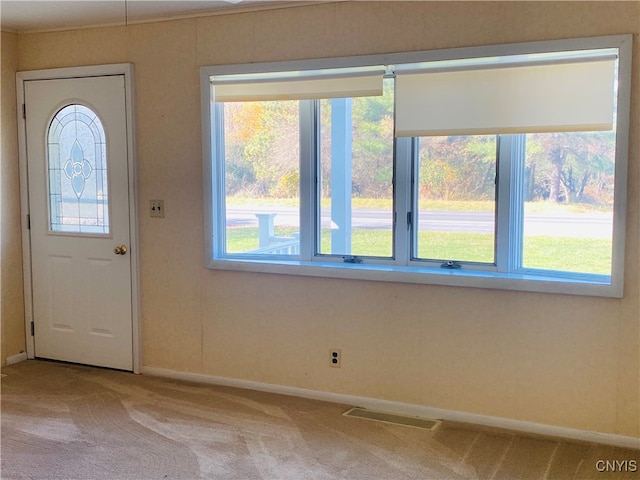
[16,64,141,373]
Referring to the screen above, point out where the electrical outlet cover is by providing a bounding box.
[150,199,164,218]
[330,349,341,368]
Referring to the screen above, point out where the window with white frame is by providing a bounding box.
[202,35,631,297]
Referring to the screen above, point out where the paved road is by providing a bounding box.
[226,206,612,238]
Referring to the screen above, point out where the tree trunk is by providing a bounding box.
[549,146,566,203]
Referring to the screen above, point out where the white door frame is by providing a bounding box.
[16,64,141,373]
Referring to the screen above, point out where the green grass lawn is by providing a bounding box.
[523,236,611,275]
[225,227,611,275]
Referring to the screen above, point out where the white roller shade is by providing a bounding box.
[214,72,383,102]
[395,59,616,137]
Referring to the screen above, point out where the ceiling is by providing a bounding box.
[0,0,301,33]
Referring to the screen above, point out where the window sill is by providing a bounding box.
[206,258,620,298]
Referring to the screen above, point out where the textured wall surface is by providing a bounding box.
[10,1,640,437]
[1,31,26,366]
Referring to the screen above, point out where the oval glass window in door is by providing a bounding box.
[47,104,109,234]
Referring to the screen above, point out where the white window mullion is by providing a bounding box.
[509,134,527,273]
[213,102,227,258]
[393,137,412,265]
[299,100,316,261]
[496,134,526,273]
[495,135,511,272]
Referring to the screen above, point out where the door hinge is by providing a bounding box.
[22,104,26,119]
[31,321,35,336]
[27,214,30,230]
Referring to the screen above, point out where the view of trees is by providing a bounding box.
[318,80,395,200]
[223,100,300,198]
[222,88,616,209]
[418,135,497,202]
[525,131,615,206]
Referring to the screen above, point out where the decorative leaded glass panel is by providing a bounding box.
[47,104,109,234]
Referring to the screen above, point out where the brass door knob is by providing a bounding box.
[114,244,128,255]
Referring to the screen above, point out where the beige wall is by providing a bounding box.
[11,1,640,437]
[1,31,26,367]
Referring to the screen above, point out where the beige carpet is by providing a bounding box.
[1,360,638,479]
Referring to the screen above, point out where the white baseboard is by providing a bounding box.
[6,352,28,366]
[141,365,639,450]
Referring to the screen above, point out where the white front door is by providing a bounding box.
[25,75,133,371]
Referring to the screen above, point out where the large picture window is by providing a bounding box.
[202,35,631,297]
